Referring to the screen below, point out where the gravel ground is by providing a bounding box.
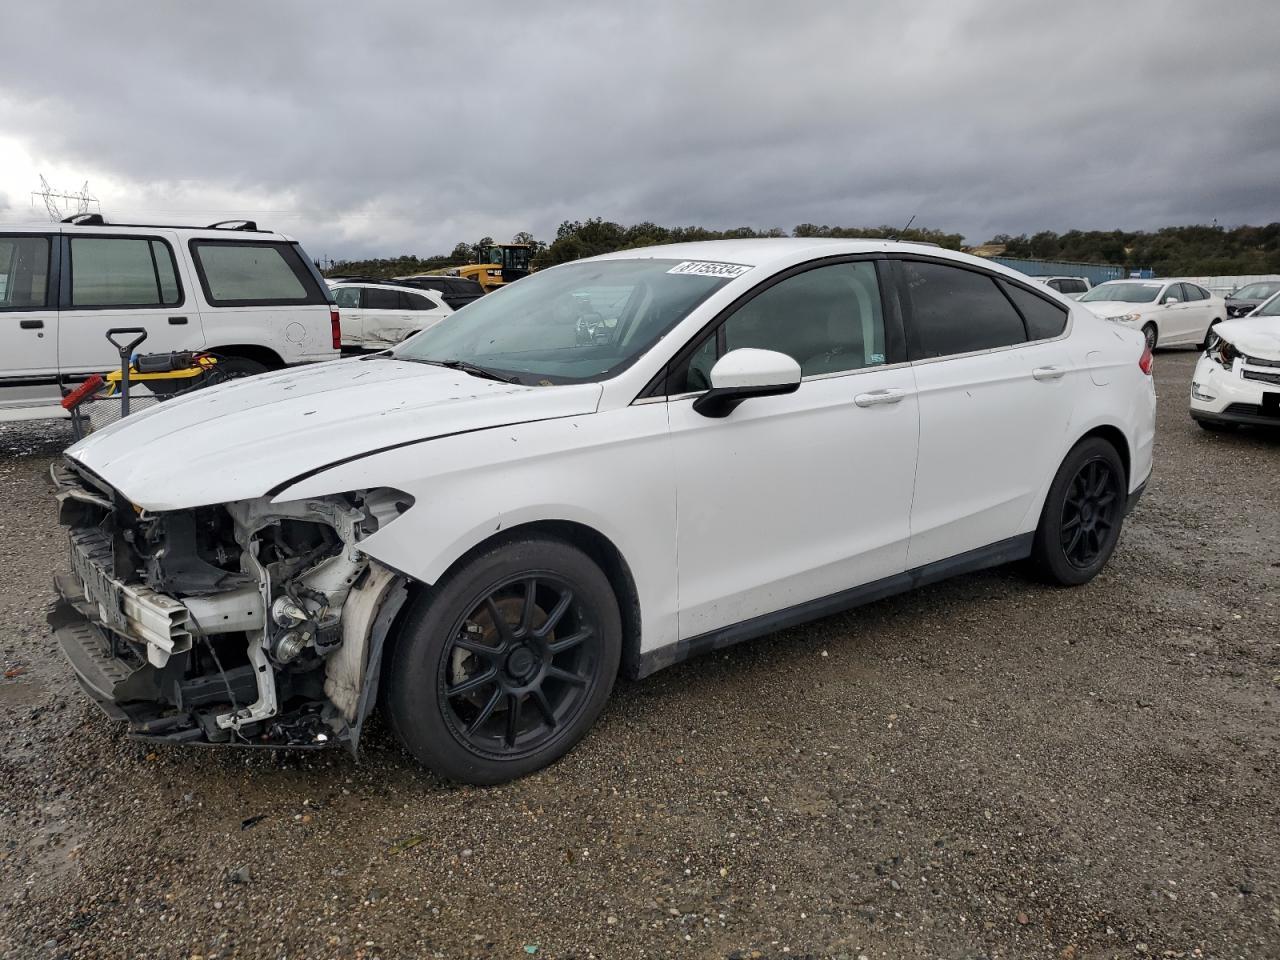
[1,352,1277,960]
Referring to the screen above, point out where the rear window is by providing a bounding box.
[999,280,1069,340]
[190,240,326,306]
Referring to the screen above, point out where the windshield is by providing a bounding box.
[1256,293,1280,316]
[1079,282,1162,303]
[1232,281,1280,300]
[392,258,736,383]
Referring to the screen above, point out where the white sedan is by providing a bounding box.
[1079,279,1225,350]
[51,239,1156,784]
[1190,293,1280,431]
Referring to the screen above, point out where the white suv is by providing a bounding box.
[0,215,337,421]
[327,279,453,351]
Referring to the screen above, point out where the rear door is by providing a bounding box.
[0,232,60,416]
[361,286,412,348]
[896,258,1075,567]
[58,231,198,375]
[187,238,335,364]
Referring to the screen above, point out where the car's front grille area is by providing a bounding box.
[1241,352,1280,368]
[1243,368,1280,386]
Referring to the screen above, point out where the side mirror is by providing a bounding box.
[692,348,801,418]
[1164,297,1179,305]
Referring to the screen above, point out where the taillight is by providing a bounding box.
[1139,344,1154,376]
[61,374,104,410]
[330,309,342,351]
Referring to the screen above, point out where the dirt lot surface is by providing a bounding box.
[1,351,1277,960]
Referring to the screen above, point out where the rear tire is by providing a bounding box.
[214,356,269,378]
[1199,319,1222,350]
[1141,323,1158,351]
[384,536,621,785]
[1031,437,1127,586]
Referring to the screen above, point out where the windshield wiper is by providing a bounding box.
[415,358,520,384]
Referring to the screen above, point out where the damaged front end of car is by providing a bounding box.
[48,460,412,751]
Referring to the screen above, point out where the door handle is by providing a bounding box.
[19,319,43,330]
[168,316,189,325]
[1032,365,1066,381]
[854,387,907,407]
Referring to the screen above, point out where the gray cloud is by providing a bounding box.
[1,0,1276,258]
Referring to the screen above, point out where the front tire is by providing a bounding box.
[1031,437,1127,586]
[384,537,621,785]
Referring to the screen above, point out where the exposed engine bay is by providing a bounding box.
[48,460,412,749]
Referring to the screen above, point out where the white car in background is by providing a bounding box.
[327,278,452,351]
[1078,278,1225,350]
[1191,293,1280,431]
[1030,276,1091,300]
[51,239,1156,784]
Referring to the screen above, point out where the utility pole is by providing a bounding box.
[31,176,99,221]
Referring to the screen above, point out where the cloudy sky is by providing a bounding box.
[1,0,1276,259]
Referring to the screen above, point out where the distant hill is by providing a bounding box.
[325,221,1280,279]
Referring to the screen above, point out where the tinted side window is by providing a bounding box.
[70,237,182,308]
[998,280,1069,340]
[400,291,434,311]
[1062,279,1087,294]
[901,260,1026,359]
[365,287,399,310]
[0,235,51,309]
[191,241,322,305]
[723,262,887,376]
[333,287,361,309]
[1189,284,1208,301]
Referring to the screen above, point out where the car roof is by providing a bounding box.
[0,218,296,242]
[585,237,1001,275]
[328,279,438,295]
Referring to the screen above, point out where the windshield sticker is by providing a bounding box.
[667,260,753,279]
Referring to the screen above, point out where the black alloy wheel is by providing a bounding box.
[384,537,621,784]
[1031,436,1128,586]
[439,575,601,759]
[1059,459,1123,570]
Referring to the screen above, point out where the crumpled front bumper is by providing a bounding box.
[1190,355,1280,426]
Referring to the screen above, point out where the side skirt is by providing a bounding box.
[633,533,1034,678]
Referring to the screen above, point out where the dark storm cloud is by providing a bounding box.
[1,0,1277,257]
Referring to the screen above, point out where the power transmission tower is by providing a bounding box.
[31,176,100,221]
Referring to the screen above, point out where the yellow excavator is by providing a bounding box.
[450,243,532,293]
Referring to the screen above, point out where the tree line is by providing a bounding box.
[324,219,1280,279]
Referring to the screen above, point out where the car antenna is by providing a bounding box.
[889,212,917,242]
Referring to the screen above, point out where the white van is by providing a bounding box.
[0,215,337,421]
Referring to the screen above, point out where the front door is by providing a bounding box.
[0,232,61,416]
[667,259,919,640]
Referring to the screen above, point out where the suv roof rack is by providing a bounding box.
[58,213,270,233]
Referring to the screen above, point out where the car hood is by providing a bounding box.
[1080,300,1155,317]
[1213,315,1280,359]
[67,357,603,511]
